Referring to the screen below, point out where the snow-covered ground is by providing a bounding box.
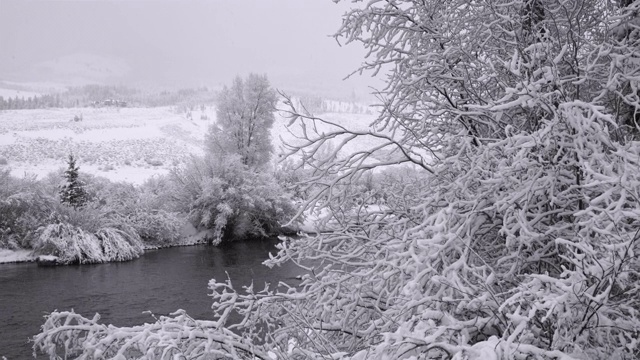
[0,104,377,184]
[0,107,214,183]
[0,248,34,264]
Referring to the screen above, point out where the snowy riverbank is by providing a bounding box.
[0,226,226,265]
[0,249,35,264]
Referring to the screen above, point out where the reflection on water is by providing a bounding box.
[0,238,299,359]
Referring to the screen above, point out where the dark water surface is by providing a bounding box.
[0,239,299,359]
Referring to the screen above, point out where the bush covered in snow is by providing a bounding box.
[0,167,188,256]
[124,209,183,247]
[0,170,59,249]
[170,154,297,244]
[0,136,190,167]
[31,222,143,264]
[81,174,187,247]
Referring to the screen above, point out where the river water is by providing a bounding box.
[0,239,300,359]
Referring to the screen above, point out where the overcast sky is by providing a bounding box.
[0,0,377,97]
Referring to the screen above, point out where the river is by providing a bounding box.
[0,238,300,359]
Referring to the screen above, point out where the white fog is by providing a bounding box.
[0,0,375,97]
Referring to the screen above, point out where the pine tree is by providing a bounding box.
[60,154,88,209]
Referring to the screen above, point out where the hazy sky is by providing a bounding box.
[0,0,377,97]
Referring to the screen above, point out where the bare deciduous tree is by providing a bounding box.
[207,74,278,168]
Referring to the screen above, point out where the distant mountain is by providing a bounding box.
[27,53,131,85]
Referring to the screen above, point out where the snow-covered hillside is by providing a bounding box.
[0,88,41,99]
[31,53,131,84]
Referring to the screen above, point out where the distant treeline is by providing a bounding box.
[0,84,217,110]
[0,94,62,110]
[294,92,373,115]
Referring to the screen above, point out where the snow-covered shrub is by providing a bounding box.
[85,175,139,212]
[172,154,297,244]
[145,158,164,167]
[138,175,184,213]
[32,223,104,264]
[50,198,116,231]
[60,174,186,248]
[0,171,58,248]
[32,222,143,264]
[0,167,185,254]
[124,209,184,247]
[65,174,186,247]
[0,193,31,249]
[95,227,144,262]
[0,135,189,168]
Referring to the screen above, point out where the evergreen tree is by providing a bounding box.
[60,154,88,209]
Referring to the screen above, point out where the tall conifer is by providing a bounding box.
[60,154,88,208]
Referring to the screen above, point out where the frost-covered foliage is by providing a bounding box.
[58,173,184,248]
[86,175,187,247]
[171,154,297,245]
[0,168,187,253]
[0,171,54,249]
[33,309,273,360]
[33,0,640,359]
[207,74,278,168]
[124,209,183,247]
[31,222,143,264]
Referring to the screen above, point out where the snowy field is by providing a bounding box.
[0,103,377,184]
[0,107,213,183]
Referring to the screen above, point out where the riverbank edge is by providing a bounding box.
[0,208,320,265]
[0,241,212,265]
[0,249,36,264]
[0,228,307,265]
[0,226,215,265]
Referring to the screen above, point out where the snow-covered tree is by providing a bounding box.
[207,74,278,168]
[269,1,640,358]
[169,154,298,244]
[34,1,640,359]
[59,154,88,209]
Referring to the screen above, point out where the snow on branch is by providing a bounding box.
[33,309,273,360]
